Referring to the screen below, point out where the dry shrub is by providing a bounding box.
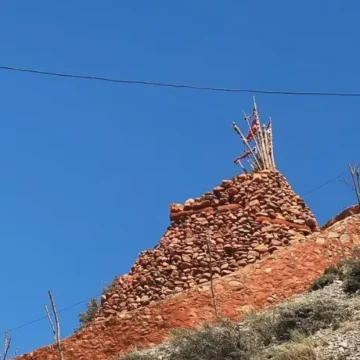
[263,333,317,360]
[168,321,251,360]
[309,266,340,291]
[117,298,349,360]
[273,299,350,341]
[340,259,360,293]
[309,257,360,294]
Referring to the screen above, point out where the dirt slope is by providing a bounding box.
[16,214,360,360]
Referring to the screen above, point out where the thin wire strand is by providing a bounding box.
[0,170,351,336]
[1,65,360,97]
[1,293,102,336]
[303,170,349,195]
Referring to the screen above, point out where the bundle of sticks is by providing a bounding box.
[232,97,276,172]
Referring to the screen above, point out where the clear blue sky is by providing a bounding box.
[0,1,359,356]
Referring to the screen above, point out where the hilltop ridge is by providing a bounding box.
[97,170,317,319]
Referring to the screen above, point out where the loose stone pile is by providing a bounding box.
[99,170,318,317]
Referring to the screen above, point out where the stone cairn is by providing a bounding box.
[97,101,318,319]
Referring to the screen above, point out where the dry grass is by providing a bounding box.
[262,333,317,360]
[117,297,348,360]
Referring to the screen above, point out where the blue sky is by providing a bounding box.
[0,1,359,355]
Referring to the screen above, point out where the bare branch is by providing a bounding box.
[348,163,360,206]
[1,331,11,360]
[45,305,57,343]
[205,232,219,320]
[45,291,64,360]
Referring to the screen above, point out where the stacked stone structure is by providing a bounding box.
[98,170,318,317]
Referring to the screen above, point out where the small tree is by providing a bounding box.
[78,298,100,328]
[77,278,118,329]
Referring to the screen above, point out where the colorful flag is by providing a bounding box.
[233,147,255,164]
[245,118,259,141]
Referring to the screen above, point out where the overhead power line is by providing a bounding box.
[0,293,102,336]
[303,170,349,196]
[1,65,360,97]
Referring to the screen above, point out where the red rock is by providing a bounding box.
[228,280,243,288]
[169,203,184,213]
[248,250,260,258]
[227,187,238,196]
[193,200,211,210]
[213,186,224,193]
[249,199,260,207]
[254,244,269,253]
[237,174,248,181]
[217,204,241,212]
[221,180,233,188]
[182,254,191,262]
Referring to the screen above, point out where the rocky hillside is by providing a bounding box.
[98,170,317,318]
[118,269,360,360]
[16,211,360,360]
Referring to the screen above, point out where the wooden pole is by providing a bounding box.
[253,97,269,170]
[1,331,11,360]
[243,109,262,166]
[232,122,261,169]
[45,291,64,360]
[262,124,272,170]
[268,118,276,170]
[349,164,360,206]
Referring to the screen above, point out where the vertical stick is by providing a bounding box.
[45,291,64,360]
[349,164,360,206]
[205,231,219,320]
[243,110,262,166]
[236,159,248,173]
[268,118,276,170]
[232,122,261,169]
[252,97,268,170]
[1,331,11,360]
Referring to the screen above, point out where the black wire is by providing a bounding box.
[303,170,349,196]
[1,65,360,97]
[1,293,102,336]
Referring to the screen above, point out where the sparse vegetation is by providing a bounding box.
[77,277,119,329]
[116,296,351,360]
[309,266,340,291]
[273,298,350,341]
[263,333,317,360]
[78,298,100,329]
[168,322,251,360]
[341,258,360,293]
[309,257,360,294]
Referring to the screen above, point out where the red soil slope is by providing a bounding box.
[16,214,360,360]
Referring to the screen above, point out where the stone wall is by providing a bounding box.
[98,170,318,318]
[16,215,360,360]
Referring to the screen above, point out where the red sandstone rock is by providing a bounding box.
[18,171,321,356]
[16,215,359,360]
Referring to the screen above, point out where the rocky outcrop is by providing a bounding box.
[322,205,360,230]
[98,170,317,317]
[16,214,360,360]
